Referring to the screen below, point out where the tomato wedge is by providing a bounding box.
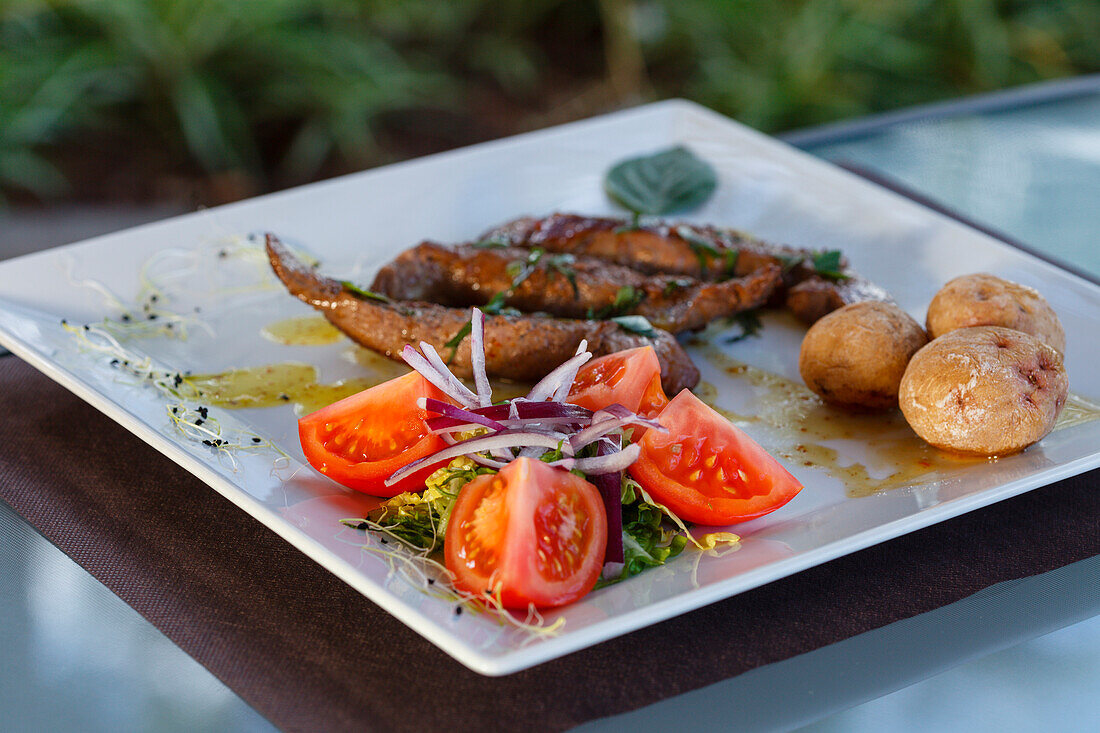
[445,457,607,609]
[629,390,802,525]
[567,346,668,418]
[298,371,449,497]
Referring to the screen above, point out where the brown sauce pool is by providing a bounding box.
[695,344,1100,498]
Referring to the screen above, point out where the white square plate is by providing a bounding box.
[2,100,1098,675]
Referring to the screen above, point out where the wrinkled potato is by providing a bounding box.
[899,326,1068,456]
[926,273,1066,353]
[799,301,928,411]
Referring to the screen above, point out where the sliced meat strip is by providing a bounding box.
[482,213,891,324]
[265,235,700,394]
[370,241,782,333]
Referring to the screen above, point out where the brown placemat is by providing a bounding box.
[1,354,1098,733]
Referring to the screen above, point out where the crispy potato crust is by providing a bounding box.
[799,301,928,411]
[926,273,1066,353]
[899,326,1068,456]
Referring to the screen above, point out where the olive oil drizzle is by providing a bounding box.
[186,363,379,416]
[261,316,344,346]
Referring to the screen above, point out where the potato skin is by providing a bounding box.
[926,273,1066,353]
[799,301,928,410]
[899,326,1068,456]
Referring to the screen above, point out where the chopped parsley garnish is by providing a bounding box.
[725,309,763,343]
[341,281,392,302]
[443,249,542,359]
[811,249,850,281]
[590,285,646,319]
[675,226,737,279]
[611,315,658,338]
[470,238,509,249]
[545,253,579,299]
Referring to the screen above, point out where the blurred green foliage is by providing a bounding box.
[1,0,1098,201]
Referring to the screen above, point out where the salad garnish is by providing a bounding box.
[315,305,801,614]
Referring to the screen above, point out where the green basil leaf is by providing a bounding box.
[605,146,717,215]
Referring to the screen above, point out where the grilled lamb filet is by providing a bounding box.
[265,235,700,394]
[482,213,889,324]
[370,241,781,333]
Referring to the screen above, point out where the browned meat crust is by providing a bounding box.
[370,241,782,333]
[266,235,700,394]
[786,277,894,325]
[483,213,890,324]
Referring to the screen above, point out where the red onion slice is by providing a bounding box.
[591,436,624,564]
[526,350,592,402]
[546,443,640,475]
[401,344,478,408]
[551,339,590,402]
[426,401,592,427]
[386,430,574,486]
[570,411,664,453]
[418,341,480,407]
[469,454,510,470]
[421,397,505,432]
[470,308,492,408]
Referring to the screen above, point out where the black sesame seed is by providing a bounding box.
[121,314,131,322]
[251,437,261,443]
[150,294,158,302]
[454,606,463,616]
[279,394,290,401]
[148,314,157,321]
[380,537,388,544]
[110,359,119,366]
[427,578,435,585]
[197,407,209,418]
[195,419,204,426]
[202,440,213,446]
